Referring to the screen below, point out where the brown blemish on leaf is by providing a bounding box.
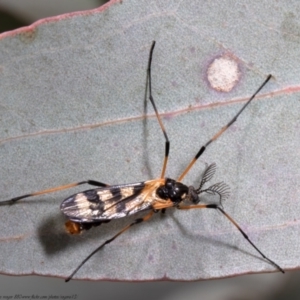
[18,27,38,44]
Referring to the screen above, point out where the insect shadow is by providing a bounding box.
[36,201,150,256]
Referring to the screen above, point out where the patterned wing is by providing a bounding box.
[60,179,164,222]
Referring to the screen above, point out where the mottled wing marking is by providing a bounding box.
[60,179,165,222]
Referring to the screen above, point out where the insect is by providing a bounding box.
[1,41,284,282]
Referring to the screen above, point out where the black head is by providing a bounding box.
[156,178,189,204]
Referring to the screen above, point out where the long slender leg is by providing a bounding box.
[65,210,154,282]
[178,75,272,181]
[0,180,108,205]
[148,41,170,178]
[178,203,284,273]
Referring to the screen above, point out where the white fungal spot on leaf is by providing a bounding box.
[207,56,240,92]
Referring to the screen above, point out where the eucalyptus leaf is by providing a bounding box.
[0,0,299,281]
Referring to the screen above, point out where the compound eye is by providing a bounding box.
[188,186,199,203]
[192,195,199,204]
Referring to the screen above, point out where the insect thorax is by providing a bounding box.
[156,178,197,204]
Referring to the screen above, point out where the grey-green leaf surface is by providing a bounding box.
[0,0,299,281]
